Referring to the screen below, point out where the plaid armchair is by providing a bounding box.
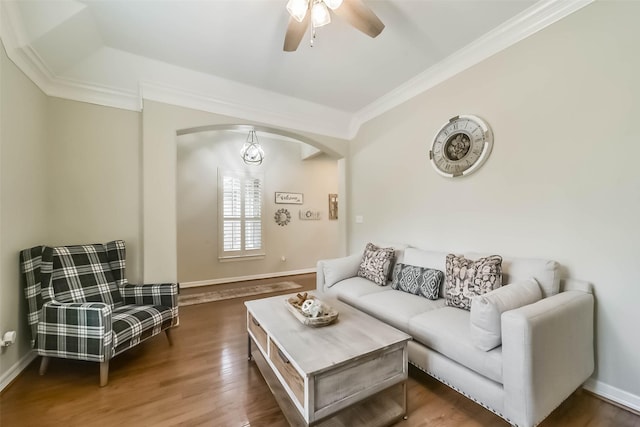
[20,240,179,386]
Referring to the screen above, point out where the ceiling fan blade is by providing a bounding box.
[283,14,310,52]
[334,0,385,38]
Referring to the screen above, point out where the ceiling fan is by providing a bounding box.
[283,0,385,51]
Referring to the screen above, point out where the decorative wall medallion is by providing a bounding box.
[429,115,493,178]
[274,208,291,226]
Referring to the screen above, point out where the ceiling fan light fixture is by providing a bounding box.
[286,0,309,22]
[311,1,331,27]
[323,0,343,10]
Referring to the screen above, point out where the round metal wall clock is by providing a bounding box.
[429,115,493,178]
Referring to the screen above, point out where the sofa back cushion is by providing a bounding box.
[50,244,123,306]
[374,242,409,280]
[466,252,560,298]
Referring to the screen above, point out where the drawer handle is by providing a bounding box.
[277,348,290,364]
[251,317,260,327]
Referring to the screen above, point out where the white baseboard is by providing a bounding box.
[180,268,316,289]
[0,350,37,392]
[584,378,640,413]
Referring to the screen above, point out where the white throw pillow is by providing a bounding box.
[323,253,361,288]
[470,278,542,351]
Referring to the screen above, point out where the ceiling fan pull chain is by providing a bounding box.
[310,21,316,47]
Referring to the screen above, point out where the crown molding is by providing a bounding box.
[1,1,141,111]
[140,81,350,139]
[348,0,595,138]
[2,0,593,140]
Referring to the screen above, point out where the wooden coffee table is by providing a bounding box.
[245,293,411,426]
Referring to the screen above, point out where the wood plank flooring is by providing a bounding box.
[1,274,638,427]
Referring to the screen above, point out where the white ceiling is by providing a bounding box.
[0,0,590,138]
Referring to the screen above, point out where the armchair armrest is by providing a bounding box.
[501,290,594,427]
[119,282,178,309]
[316,253,362,293]
[38,301,113,362]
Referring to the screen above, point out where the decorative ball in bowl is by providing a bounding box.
[285,293,339,327]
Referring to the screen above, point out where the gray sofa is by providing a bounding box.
[316,245,594,427]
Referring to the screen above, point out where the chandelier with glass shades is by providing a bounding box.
[241,130,265,166]
[283,0,384,51]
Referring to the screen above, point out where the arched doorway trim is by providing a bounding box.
[176,124,343,158]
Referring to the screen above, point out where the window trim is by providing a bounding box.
[217,169,265,260]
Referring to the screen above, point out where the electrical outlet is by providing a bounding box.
[0,331,16,347]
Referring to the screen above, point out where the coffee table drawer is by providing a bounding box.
[315,344,405,412]
[269,340,304,405]
[248,313,268,353]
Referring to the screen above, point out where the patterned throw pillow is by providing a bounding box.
[391,263,444,300]
[357,243,396,286]
[445,254,502,310]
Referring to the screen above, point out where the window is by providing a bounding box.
[218,170,264,259]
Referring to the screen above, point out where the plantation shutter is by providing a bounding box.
[219,170,264,259]
[222,176,242,252]
[244,178,262,250]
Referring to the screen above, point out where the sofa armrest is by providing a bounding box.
[316,253,362,293]
[38,302,113,361]
[120,282,179,309]
[501,290,594,427]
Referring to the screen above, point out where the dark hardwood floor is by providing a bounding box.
[1,273,638,426]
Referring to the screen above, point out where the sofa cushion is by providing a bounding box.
[409,307,503,384]
[51,244,123,307]
[445,254,503,310]
[374,242,409,280]
[357,243,396,286]
[112,304,175,355]
[346,290,445,333]
[391,263,443,300]
[470,278,542,351]
[331,276,389,305]
[323,253,361,288]
[466,252,560,298]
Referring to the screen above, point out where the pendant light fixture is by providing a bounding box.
[241,130,265,165]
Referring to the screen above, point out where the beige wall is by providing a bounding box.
[0,46,141,382]
[47,98,142,282]
[142,100,349,283]
[0,44,48,379]
[349,1,640,399]
[177,132,340,283]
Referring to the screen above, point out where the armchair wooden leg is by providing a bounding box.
[100,361,109,387]
[165,328,174,346]
[39,356,50,375]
